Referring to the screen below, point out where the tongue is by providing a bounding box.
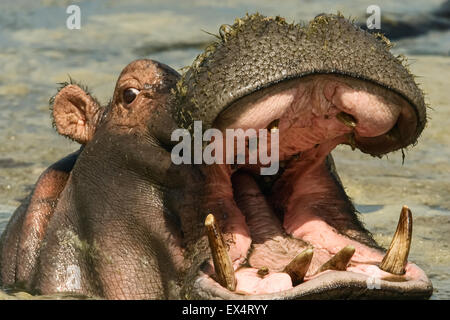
[229,172,301,294]
[232,172,308,271]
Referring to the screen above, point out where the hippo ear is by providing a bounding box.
[52,84,101,144]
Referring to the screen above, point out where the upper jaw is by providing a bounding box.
[175,13,428,151]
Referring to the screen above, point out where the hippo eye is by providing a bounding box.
[123,88,140,104]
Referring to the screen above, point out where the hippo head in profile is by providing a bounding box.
[0,13,432,299]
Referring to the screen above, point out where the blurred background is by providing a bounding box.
[0,0,449,299]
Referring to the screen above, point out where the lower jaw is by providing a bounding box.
[197,201,432,298]
[197,212,432,298]
[193,266,432,299]
[196,149,433,298]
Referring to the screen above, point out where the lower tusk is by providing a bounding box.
[379,205,412,275]
[315,245,355,274]
[283,248,314,285]
[204,214,236,291]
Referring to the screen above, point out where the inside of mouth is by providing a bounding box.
[202,74,421,295]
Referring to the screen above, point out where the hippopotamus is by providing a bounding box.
[0,13,433,299]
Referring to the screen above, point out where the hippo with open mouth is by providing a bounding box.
[0,13,432,299]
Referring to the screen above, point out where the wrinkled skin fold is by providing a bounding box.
[0,13,432,299]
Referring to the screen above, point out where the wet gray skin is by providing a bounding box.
[0,13,432,299]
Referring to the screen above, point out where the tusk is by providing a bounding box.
[316,245,355,274]
[348,132,356,151]
[283,248,314,285]
[336,112,357,128]
[379,205,412,275]
[204,213,236,291]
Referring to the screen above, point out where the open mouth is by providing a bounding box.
[192,74,432,299]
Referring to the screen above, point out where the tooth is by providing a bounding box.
[316,245,355,274]
[337,112,357,128]
[348,132,356,150]
[283,248,314,285]
[267,119,279,131]
[204,214,236,291]
[257,266,269,278]
[379,205,412,275]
